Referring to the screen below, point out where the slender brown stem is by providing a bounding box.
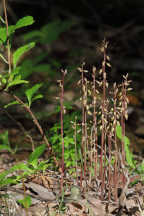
[3,0,11,74]
[113,84,118,201]
[60,70,66,191]
[81,63,87,178]
[92,66,98,177]
[108,133,112,201]
[11,94,51,149]
[121,82,126,164]
[100,40,107,198]
[74,116,79,184]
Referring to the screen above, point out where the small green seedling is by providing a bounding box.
[18,195,32,209]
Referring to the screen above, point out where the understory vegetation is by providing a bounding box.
[0,1,144,215]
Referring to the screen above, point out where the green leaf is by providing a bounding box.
[0,177,18,186]
[116,124,135,168]
[4,100,20,108]
[31,94,43,103]
[0,130,16,154]
[20,59,34,79]
[0,162,33,187]
[28,144,46,163]
[13,42,35,68]
[33,64,52,73]
[9,163,31,173]
[23,30,42,42]
[0,16,34,45]
[116,124,122,139]
[124,136,135,168]
[0,145,11,152]
[23,20,73,44]
[0,170,9,182]
[30,159,38,169]
[137,160,144,174]
[6,75,28,89]
[0,25,15,44]
[37,160,49,171]
[9,66,21,81]
[25,83,42,107]
[1,77,7,84]
[15,16,34,29]
[18,196,32,209]
[0,130,9,146]
[40,20,73,44]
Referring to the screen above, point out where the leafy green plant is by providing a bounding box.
[116,124,135,169]
[18,195,32,209]
[0,14,45,108]
[13,42,35,69]
[0,16,35,90]
[49,111,81,172]
[0,12,51,148]
[21,19,78,89]
[0,144,48,188]
[0,16,34,45]
[116,125,144,183]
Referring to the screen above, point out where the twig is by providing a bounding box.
[3,0,11,74]
[11,93,51,150]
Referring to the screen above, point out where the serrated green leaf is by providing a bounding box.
[15,16,34,29]
[25,83,42,107]
[4,100,20,108]
[13,42,35,68]
[28,144,46,163]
